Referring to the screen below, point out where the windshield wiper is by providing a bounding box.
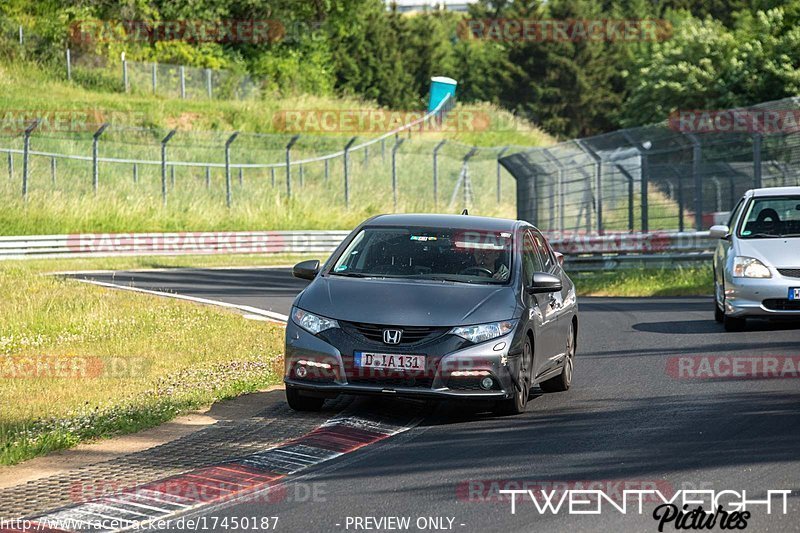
[328,271,370,278]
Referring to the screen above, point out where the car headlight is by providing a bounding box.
[449,320,516,344]
[732,256,771,278]
[292,307,338,334]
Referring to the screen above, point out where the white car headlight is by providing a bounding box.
[449,320,516,344]
[732,256,771,278]
[292,307,338,334]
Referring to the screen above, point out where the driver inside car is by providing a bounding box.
[470,246,510,281]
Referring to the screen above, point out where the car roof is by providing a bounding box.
[745,186,800,198]
[365,213,522,231]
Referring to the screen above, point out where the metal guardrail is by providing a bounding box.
[0,230,717,271]
[0,231,351,260]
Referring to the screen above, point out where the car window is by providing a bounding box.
[530,230,554,271]
[522,232,544,285]
[737,196,800,238]
[727,198,744,228]
[329,226,513,284]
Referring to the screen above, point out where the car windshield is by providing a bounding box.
[329,226,513,284]
[738,196,800,238]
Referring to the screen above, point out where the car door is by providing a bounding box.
[521,230,560,379]
[529,230,565,374]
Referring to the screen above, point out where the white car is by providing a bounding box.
[711,187,800,331]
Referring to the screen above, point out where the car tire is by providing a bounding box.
[493,336,532,416]
[723,314,747,332]
[285,387,325,411]
[540,320,575,393]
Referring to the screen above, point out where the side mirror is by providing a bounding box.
[553,251,564,267]
[292,259,320,281]
[526,272,563,294]
[709,225,730,240]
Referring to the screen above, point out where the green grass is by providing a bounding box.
[0,254,318,465]
[0,57,555,236]
[573,265,713,297]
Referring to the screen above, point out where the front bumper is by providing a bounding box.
[283,320,520,400]
[724,274,800,317]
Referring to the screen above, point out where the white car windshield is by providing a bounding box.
[329,226,513,284]
[738,196,800,238]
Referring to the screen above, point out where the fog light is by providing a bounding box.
[480,376,494,390]
[295,365,308,378]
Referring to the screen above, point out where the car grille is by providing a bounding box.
[347,376,434,389]
[340,321,449,346]
[777,268,800,278]
[763,299,800,311]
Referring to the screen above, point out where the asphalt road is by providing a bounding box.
[72,268,800,532]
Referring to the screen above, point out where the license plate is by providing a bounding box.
[354,352,425,371]
[789,288,800,300]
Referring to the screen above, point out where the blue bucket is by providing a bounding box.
[427,76,457,113]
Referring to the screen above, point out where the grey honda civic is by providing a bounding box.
[284,214,578,415]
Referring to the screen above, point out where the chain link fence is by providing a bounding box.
[0,97,523,218]
[501,96,800,234]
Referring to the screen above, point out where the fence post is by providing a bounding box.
[667,168,685,232]
[170,165,175,188]
[179,66,186,99]
[152,63,157,93]
[363,146,369,166]
[205,166,211,189]
[225,131,240,207]
[66,48,71,81]
[613,163,635,233]
[343,137,357,208]
[299,165,304,187]
[92,123,109,194]
[433,140,446,208]
[324,158,329,181]
[392,138,405,211]
[22,120,39,200]
[8,152,13,181]
[687,134,703,231]
[542,149,565,234]
[160,129,177,207]
[285,134,300,198]
[205,69,212,98]
[19,26,23,45]
[711,177,722,212]
[133,163,138,184]
[496,146,509,204]
[752,133,762,189]
[577,141,603,235]
[239,167,244,186]
[51,157,57,186]
[122,53,128,92]
[271,167,276,188]
[623,132,650,233]
[381,138,386,161]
